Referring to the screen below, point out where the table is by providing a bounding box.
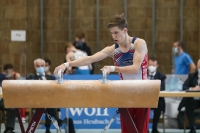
[1,91,200,99]
[159,91,200,97]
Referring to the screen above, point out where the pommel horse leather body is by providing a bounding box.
[2,80,160,108]
[2,80,160,133]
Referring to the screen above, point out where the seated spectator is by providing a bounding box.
[44,58,52,75]
[65,42,92,74]
[3,64,20,79]
[178,59,200,133]
[0,73,16,133]
[26,58,63,133]
[148,57,166,133]
[3,64,26,123]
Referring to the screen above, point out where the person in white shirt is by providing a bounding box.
[65,42,92,74]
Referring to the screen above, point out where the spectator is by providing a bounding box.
[44,58,52,75]
[148,57,166,133]
[26,58,63,133]
[3,64,26,123]
[73,33,94,74]
[0,73,16,133]
[65,42,92,74]
[178,59,200,133]
[73,33,92,57]
[3,64,20,80]
[172,41,196,74]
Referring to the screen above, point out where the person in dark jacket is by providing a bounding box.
[148,57,166,133]
[27,58,63,133]
[178,59,200,133]
[73,33,94,74]
[0,73,16,133]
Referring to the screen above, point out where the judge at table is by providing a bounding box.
[148,57,166,133]
[0,73,16,133]
[178,59,200,133]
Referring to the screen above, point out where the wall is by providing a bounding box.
[0,0,199,75]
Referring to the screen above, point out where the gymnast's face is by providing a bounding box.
[109,26,127,44]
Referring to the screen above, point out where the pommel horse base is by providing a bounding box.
[2,80,160,133]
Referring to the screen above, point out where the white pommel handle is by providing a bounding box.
[57,69,63,84]
[102,69,107,84]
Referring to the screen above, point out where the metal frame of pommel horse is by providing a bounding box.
[2,78,160,133]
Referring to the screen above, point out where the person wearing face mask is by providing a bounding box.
[65,42,92,74]
[3,64,27,123]
[26,58,63,133]
[0,73,16,133]
[3,64,21,80]
[73,33,94,74]
[148,57,166,133]
[44,58,52,75]
[178,59,200,133]
[73,33,92,57]
[172,41,196,74]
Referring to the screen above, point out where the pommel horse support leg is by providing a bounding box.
[2,80,160,133]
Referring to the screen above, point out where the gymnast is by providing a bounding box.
[54,13,149,133]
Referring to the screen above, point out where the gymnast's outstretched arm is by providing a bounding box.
[54,45,114,75]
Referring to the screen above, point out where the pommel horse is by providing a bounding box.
[2,79,160,133]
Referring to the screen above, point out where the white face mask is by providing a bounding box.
[44,67,49,72]
[148,66,156,73]
[173,47,178,54]
[6,73,12,78]
[36,67,44,75]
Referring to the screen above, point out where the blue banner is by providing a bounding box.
[67,108,121,129]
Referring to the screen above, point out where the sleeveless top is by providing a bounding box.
[113,37,148,80]
[74,51,90,70]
